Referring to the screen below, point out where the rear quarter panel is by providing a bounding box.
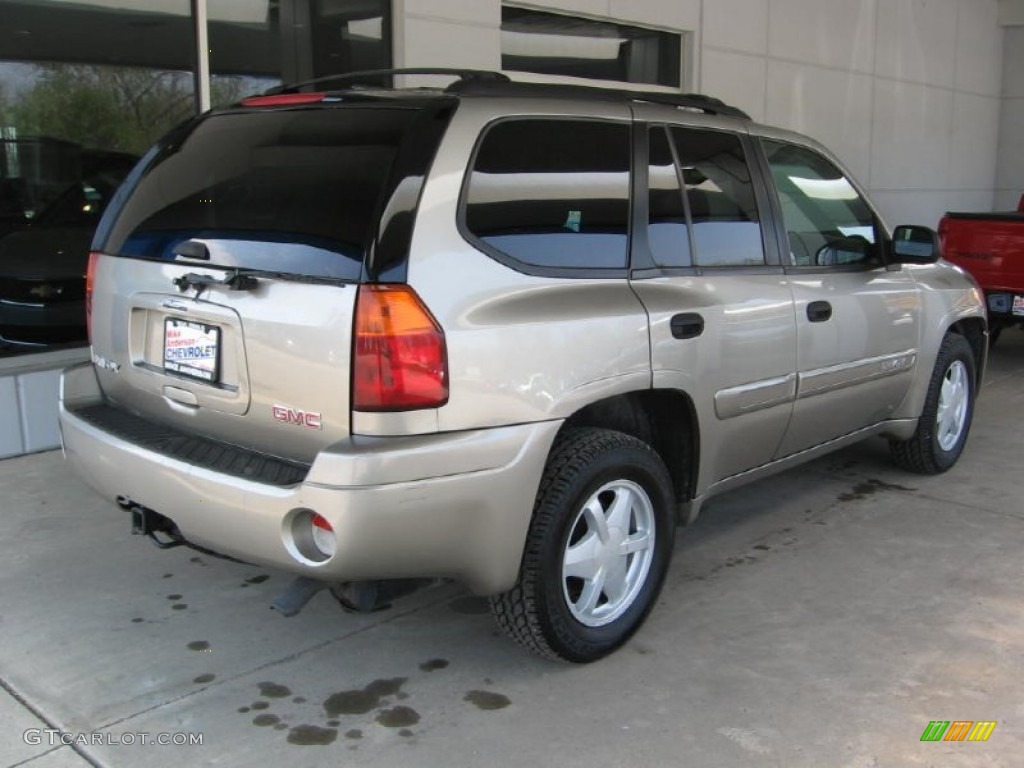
[357,98,652,437]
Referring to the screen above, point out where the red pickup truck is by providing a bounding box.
[939,194,1024,343]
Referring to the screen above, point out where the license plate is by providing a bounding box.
[163,318,220,383]
[1014,295,1024,317]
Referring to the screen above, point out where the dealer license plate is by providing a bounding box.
[1013,295,1024,317]
[163,318,220,383]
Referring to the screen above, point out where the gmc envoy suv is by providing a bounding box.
[59,69,987,662]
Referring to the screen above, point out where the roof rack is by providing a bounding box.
[264,68,510,96]
[445,79,750,120]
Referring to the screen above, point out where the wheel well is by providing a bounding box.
[561,391,698,504]
[949,317,987,386]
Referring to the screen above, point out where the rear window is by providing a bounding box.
[97,105,445,281]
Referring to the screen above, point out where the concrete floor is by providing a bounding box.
[2,333,1023,768]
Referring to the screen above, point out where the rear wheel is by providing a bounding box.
[890,333,976,474]
[490,428,675,663]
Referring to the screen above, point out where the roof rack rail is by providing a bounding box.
[445,79,750,120]
[264,68,510,96]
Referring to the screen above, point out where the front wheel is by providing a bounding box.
[490,428,675,663]
[890,333,977,474]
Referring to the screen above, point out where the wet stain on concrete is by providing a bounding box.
[163,573,173,579]
[344,729,362,739]
[323,678,407,717]
[326,720,340,727]
[252,714,280,727]
[131,617,144,623]
[368,678,406,697]
[287,725,338,746]
[187,640,210,651]
[753,543,771,551]
[464,690,510,710]
[449,596,490,614]
[273,723,289,731]
[172,604,187,610]
[399,729,414,738]
[246,574,270,584]
[167,594,183,600]
[419,658,449,672]
[237,707,250,714]
[293,696,306,704]
[258,682,292,699]
[376,706,420,728]
[189,556,206,565]
[323,690,377,716]
[838,478,915,503]
[193,674,215,684]
[251,701,269,711]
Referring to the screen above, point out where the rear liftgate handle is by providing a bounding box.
[670,313,704,340]
[807,301,833,323]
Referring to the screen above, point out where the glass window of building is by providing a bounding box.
[0,0,392,358]
[501,6,683,88]
[208,0,392,108]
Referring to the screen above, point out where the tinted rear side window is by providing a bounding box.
[647,126,691,267]
[98,106,439,280]
[463,119,631,271]
[670,127,764,268]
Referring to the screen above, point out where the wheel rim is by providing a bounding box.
[561,479,656,628]
[936,360,969,451]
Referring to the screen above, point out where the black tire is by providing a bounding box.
[490,428,675,663]
[890,333,976,474]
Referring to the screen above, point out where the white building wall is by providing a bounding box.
[996,25,1024,210]
[395,0,1007,230]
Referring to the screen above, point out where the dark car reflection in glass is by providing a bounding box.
[0,150,136,355]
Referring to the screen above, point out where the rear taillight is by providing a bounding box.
[353,284,448,411]
[85,251,99,343]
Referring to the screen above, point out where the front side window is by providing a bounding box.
[464,119,631,271]
[763,140,880,268]
[670,127,765,268]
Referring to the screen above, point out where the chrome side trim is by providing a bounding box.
[714,373,797,420]
[798,350,917,399]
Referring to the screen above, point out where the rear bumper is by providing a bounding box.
[60,363,559,594]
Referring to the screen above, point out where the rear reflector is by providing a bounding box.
[310,513,336,559]
[353,284,448,412]
[85,251,99,343]
[240,93,325,107]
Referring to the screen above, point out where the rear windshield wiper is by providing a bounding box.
[172,268,350,295]
[173,270,257,293]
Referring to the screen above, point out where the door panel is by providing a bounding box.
[637,276,797,486]
[632,123,797,489]
[760,139,920,456]
[779,271,920,455]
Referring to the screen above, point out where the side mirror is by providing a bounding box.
[891,224,940,265]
